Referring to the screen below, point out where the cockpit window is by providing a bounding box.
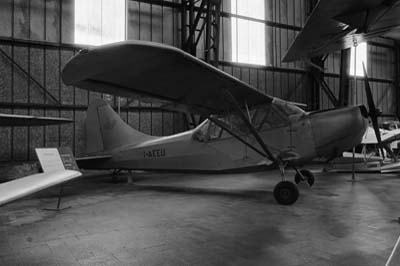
[193,99,305,142]
[272,98,305,118]
[209,122,224,139]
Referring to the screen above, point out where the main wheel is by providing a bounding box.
[294,169,315,187]
[273,181,299,205]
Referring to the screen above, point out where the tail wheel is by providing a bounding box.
[294,169,315,187]
[273,181,299,205]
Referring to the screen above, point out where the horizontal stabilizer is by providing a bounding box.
[76,155,112,169]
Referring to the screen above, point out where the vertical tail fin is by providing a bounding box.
[85,99,154,154]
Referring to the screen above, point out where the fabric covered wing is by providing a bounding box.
[284,0,400,62]
[62,41,273,115]
[0,113,72,126]
[377,2,400,39]
[0,170,81,206]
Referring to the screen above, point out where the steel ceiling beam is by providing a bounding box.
[181,0,221,65]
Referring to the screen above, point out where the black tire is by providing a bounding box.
[273,181,299,205]
[294,169,315,187]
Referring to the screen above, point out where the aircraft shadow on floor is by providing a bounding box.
[132,184,274,202]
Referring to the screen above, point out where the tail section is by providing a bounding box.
[86,99,154,154]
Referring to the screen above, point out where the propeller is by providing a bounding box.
[361,62,385,158]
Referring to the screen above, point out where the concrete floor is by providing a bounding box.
[0,169,399,266]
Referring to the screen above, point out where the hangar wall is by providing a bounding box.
[217,0,313,106]
[0,0,398,162]
[0,0,186,161]
[322,41,398,115]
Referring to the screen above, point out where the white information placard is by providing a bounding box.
[35,148,65,173]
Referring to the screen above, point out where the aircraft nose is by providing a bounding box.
[310,106,368,158]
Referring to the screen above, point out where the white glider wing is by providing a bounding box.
[0,170,81,206]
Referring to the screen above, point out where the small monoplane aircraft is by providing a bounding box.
[284,0,400,61]
[60,41,374,205]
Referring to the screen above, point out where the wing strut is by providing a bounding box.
[208,117,267,158]
[223,90,278,165]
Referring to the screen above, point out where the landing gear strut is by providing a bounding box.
[273,164,299,205]
[294,169,315,187]
[112,169,122,183]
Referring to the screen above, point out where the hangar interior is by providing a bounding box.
[1,1,400,266]
[0,0,399,161]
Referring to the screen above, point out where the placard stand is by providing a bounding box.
[36,147,78,211]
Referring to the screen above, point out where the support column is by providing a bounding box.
[339,48,351,107]
[181,0,221,65]
[395,42,400,118]
[305,57,323,110]
[181,0,187,50]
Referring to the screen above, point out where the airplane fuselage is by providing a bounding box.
[88,105,368,172]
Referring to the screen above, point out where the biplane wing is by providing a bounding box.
[62,41,275,115]
[0,113,72,126]
[284,0,400,62]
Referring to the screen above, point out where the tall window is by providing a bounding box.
[231,0,266,65]
[350,42,367,76]
[75,0,126,46]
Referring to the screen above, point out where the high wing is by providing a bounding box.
[0,170,81,206]
[62,41,274,115]
[0,113,73,126]
[284,0,400,62]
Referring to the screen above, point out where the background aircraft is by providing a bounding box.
[0,113,72,126]
[326,126,400,173]
[284,0,400,62]
[62,41,373,205]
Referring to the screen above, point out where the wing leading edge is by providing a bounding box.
[62,41,274,115]
[0,170,81,206]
